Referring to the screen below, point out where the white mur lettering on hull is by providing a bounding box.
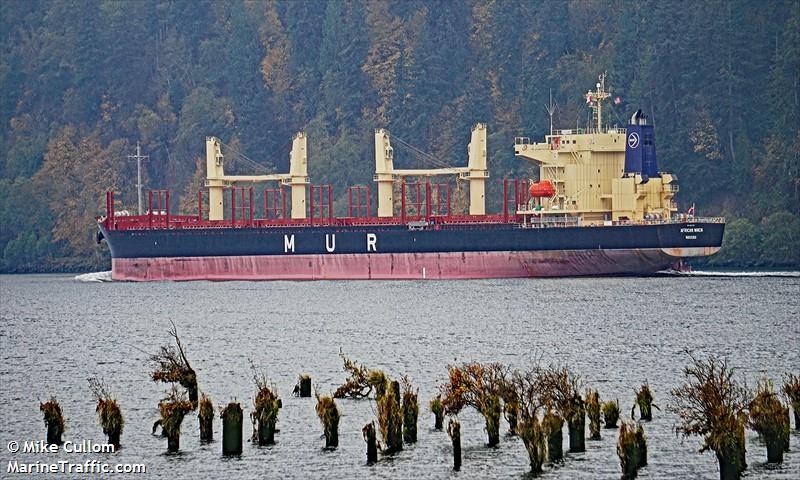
[283,233,377,253]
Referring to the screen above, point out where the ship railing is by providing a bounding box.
[516,215,581,228]
[105,212,522,231]
[665,216,725,224]
[552,128,585,135]
[614,216,726,226]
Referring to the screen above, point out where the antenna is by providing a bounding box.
[128,141,149,215]
[544,89,557,136]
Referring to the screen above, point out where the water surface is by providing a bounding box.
[1,274,798,479]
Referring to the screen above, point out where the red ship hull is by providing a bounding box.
[111,248,704,281]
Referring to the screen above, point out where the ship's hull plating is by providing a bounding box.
[101,221,724,281]
[112,248,715,281]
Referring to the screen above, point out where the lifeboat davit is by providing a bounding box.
[529,180,556,198]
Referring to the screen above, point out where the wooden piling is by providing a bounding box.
[430,396,444,430]
[198,394,214,442]
[543,410,563,462]
[363,421,378,464]
[448,419,462,471]
[221,402,243,456]
[39,398,65,446]
[299,375,312,398]
[316,395,340,449]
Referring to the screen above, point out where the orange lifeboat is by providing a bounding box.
[529,180,556,198]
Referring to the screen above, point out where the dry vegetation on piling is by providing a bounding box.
[783,373,800,430]
[88,378,123,447]
[670,353,750,479]
[603,399,620,428]
[543,408,564,462]
[250,363,280,446]
[362,421,378,464]
[440,362,507,447]
[315,393,340,449]
[377,379,403,453]
[39,397,65,445]
[749,380,789,462]
[535,365,585,452]
[617,421,647,478]
[198,393,214,441]
[633,382,658,421]
[586,389,601,439]
[513,368,547,473]
[157,387,194,451]
[150,321,198,405]
[430,395,444,430]
[333,351,387,399]
[401,377,419,444]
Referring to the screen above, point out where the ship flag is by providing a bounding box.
[614,96,621,105]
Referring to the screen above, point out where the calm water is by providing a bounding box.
[1,273,799,479]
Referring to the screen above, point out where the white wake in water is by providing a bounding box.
[660,270,800,277]
[74,271,113,282]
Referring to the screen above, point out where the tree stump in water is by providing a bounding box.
[781,374,799,431]
[543,410,563,462]
[519,414,546,473]
[221,402,243,456]
[567,396,586,452]
[378,380,403,453]
[362,421,378,464]
[198,394,214,442]
[448,419,462,471]
[430,396,444,430]
[88,378,124,449]
[315,395,340,449]
[251,364,280,446]
[617,421,647,479]
[749,381,789,464]
[299,375,312,398]
[157,390,193,454]
[40,398,65,446]
[602,399,620,428]
[634,383,657,421]
[402,380,418,444]
[586,389,601,440]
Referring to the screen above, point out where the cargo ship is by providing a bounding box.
[97,76,724,281]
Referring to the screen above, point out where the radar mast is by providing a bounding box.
[586,73,610,133]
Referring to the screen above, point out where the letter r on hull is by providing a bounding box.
[367,233,377,252]
[284,234,295,253]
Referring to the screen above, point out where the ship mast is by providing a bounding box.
[586,73,610,133]
[128,141,148,215]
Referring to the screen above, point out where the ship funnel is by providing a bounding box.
[630,109,648,126]
[624,110,659,178]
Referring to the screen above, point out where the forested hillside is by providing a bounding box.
[1,0,798,272]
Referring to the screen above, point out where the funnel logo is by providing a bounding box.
[627,132,640,149]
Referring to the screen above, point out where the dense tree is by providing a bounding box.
[0,0,797,271]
